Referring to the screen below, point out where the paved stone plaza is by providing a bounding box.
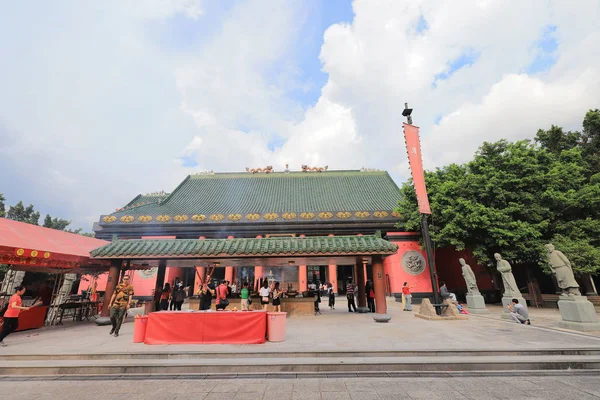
[1,300,600,355]
[1,375,600,400]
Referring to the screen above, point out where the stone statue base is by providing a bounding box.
[373,313,391,323]
[501,296,528,320]
[557,295,600,332]
[357,307,370,313]
[415,298,468,321]
[466,293,489,314]
[95,316,112,326]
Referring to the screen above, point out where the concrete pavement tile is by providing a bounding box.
[522,389,599,400]
[376,394,411,400]
[349,392,381,400]
[209,382,242,392]
[345,382,374,392]
[293,392,321,400]
[175,395,208,400]
[241,383,267,392]
[294,381,320,392]
[321,392,351,400]
[320,382,347,392]
[266,382,295,391]
[234,392,264,399]
[263,392,293,400]
[184,381,218,392]
[204,394,239,400]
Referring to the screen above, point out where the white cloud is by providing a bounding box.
[0,0,598,231]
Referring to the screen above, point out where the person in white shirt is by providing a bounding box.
[259,280,271,311]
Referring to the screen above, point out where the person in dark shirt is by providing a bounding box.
[198,283,214,311]
[346,278,357,312]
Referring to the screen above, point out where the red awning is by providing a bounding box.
[0,218,109,272]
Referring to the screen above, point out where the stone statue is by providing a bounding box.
[460,258,479,294]
[545,244,581,296]
[494,253,521,297]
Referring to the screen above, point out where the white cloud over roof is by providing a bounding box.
[0,0,598,230]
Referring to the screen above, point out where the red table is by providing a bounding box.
[144,311,267,345]
[0,306,48,332]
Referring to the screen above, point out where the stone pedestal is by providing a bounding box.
[466,293,489,314]
[373,313,391,323]
[95,316,111,326]
[501,296,528,320]
[357,307,370,313]
[557,295,600,332]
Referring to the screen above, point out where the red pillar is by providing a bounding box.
[225,235,234,283]
[328,264,338,293]
[254,235,263,291]
[299,265,308,292]
[254,266,263,291]
[100,260,121,318]
[372,255,390,322]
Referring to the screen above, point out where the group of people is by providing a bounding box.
[314,278,378,313]
[158,282,187,311]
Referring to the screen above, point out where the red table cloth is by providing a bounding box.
[144,311,267,345]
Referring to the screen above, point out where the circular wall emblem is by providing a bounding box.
[401,251,426,275]
[138,267,158,279]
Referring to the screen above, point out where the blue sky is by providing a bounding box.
[1,1,598,231]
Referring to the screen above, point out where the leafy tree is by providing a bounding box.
[43,215,71,231]
[581,109,600,174]
[7,201,40,225]
[396,110,600,275]
[0,193,5,218]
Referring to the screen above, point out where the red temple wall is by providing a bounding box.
[78,266,182,298]
[384,233,433,293]
[434,247,494,292]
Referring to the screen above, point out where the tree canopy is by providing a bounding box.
[6,201,41,225]
[396,109,600,274]
[0,194,94,236]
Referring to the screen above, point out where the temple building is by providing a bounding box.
[80,168,494,312]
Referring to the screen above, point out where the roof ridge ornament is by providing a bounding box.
[246,166,273,174]
[192,170,214,176]
[301,165,328,173]
[145,190,168,197]
[360,167,381,172]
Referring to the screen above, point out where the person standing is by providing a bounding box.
[172,283,185,311]
[160,283,171,311]
[0,286,41,347]
[259,280,270,311]
[240,282,250,311]
[109,275,134,337]
[215,280,229,311]
[198,283,214,311]
[272,282,283,312]
[346,278,357,312]
[327,282,335,310]
[366,280,376,313]
[402,282,416,311]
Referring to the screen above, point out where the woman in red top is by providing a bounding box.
[0,286,40,347]
[402,282,417,311]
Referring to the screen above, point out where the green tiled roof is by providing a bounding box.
[100,170,402,225]
[91,235,398,259]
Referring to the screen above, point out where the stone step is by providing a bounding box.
[2,355,600,376]
[1,348,600,361]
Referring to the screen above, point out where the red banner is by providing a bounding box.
[403,123,431,214]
